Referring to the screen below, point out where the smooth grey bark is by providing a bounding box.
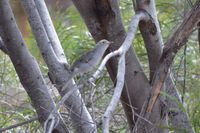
[21,0,96,132]
[0,0,67,132]
[166,76,195,133]
[135,0,163,82]
[34,0,67,63]
[71,0,165,132]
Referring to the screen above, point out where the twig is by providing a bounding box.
[0,116,38,132]
[182,45,187,102]
[44,84,84,133]
[88,50,121,84]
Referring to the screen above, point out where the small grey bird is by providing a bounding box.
[69,39,112,78]
[59,40,112,109]
[61,39,112,90]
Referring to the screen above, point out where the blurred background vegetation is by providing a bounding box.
[0,0,199,132]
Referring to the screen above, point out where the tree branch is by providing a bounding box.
[21,0,59,67]
[34,0,67,63]
[94,11,150,133]
[133,0,200,132]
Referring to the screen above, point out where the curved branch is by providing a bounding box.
[89,50,121,84]
[101,11,150,133]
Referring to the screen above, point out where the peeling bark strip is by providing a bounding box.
[147,0,200,113]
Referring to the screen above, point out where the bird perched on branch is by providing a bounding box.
[48,39,112,88]
[69,39,112,77]
[62,39,112,88]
